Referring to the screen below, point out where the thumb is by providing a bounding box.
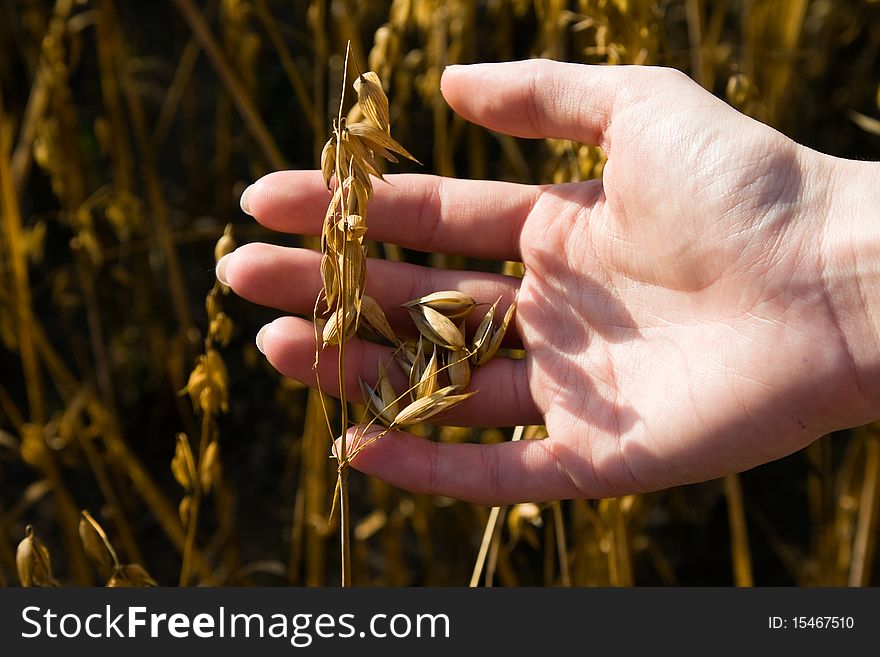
[440,59,686,150]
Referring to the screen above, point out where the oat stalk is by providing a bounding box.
[177,226,234,586]
[315,43,515,587]
[335,43,353,588]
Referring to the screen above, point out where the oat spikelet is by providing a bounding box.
[407,304,466,350]
[79,510,118,571]
[392,385,476,428]
[355,71,391,133]
[360,294,398,345]
[404,290,476,320]
[476,295,518,366]
[16,525,58,587]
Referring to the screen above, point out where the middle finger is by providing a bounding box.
[221,242,522,342]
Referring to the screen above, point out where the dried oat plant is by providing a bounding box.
[316,45,517,586]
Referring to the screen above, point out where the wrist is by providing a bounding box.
[816,152,880,426]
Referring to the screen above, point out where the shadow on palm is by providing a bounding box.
[507,144,820,494]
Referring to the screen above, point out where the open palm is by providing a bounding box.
[221,60,866,504]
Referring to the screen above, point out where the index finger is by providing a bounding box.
[241,170,542,261]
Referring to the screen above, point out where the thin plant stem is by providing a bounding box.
[2,103,91,582]
[252,0,317,133]
[0,108,45,424]
[849,434,880,586]
[77,427,143,566]
[470,505,503,587]
[110,5,194,340]
[724,473,753,586]
[484,514,503,587]
[95,0,135,193]
[334,43,353,588]
[552,501,571,586]
[151,35,202,151]
[10,0,75,197]
[685,0,706,87]
[169,0,287,171]
[25,318,211,579]
[470,425,524,586]
[308,0,328,163]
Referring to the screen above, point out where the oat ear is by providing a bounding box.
[360,294,398,345]
[200,440,220,493]
[107,564,158,587]
[404,290,476,320]
[79,510,119,572]
[477,295,518,366]
[347,121,421,164]
[320,137,336,189]
[343,129,386,180]
[171,433,197,491]
[213,223,236,263]
[354,71,391,133]
[320,253,338,309]
[16,525,58,587]
[392,385,476,428]
[407,304,466,350]
[378,369,400,419]
[322,306,358,347]
[360,377,397,426]
[447,347,472,389]
[416,344,440,399]
[472,297,499,362]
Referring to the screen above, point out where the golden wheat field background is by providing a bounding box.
[1,0,879,587]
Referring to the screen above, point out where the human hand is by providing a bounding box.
[217,60,880,504]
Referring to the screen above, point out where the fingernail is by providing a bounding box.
[256,323,269,354]
[215,253,231,285]
[240,184,254,216]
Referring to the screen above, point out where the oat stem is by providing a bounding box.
[470,425,524,586]
[0,107,45,424]
[849,434,880,586]
[334,42,353,588]
[169,0,287,170]
[724,473,753,586]
[552,501,571,586]
[252,0,316,133]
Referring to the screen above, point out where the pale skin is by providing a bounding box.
[216,60,880,505]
